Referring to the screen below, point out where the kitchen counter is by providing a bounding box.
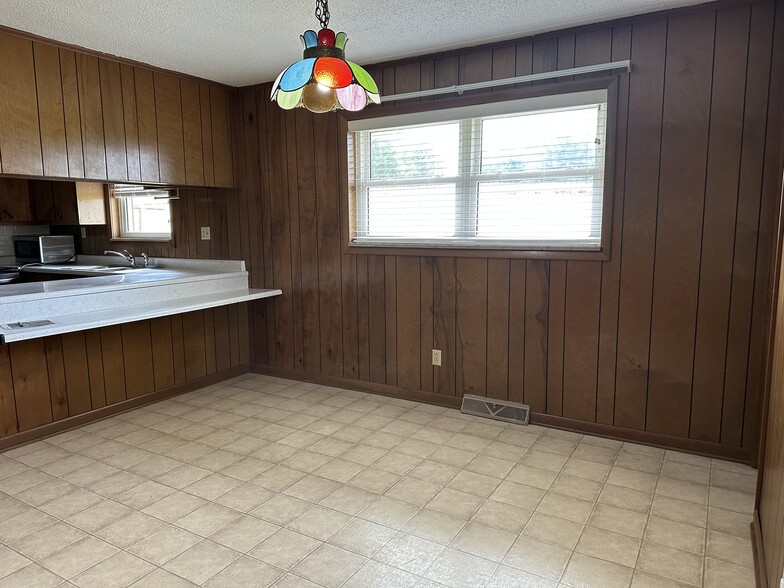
[0,256,281,343]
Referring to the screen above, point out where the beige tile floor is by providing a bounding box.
[0,373,758,588]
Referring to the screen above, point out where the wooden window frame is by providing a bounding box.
[340,76,619,261]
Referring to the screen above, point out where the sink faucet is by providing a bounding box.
[103,250,135,267]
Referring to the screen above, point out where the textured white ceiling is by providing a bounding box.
[0,0,707,87]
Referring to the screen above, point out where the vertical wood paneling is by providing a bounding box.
[0,346,18,436]
[154,72,186,184]
[368,255,387,383]
[562,262,602,422]
[59,49,85,179]
[690,5,750,442]
[0,35,42,175]
[487,259,510,400]
[99,59,128,182]
[396,256,421,390]
[182,311,208,380]
[85,331,106,409]
[120,64,141,181]
[148,317,175,390]
[181,78,205,186]
[76,54,107,180]
[100,326,126,405]
[384,256,397,386]
[210,86,233,187]
[456,258,488,396]
[2,308,249,443]
[235,0,781,460]
[134,68,160,183]
[61,332,92,416]
[614,19,667,430]
[33,42,68,178]
[200,83,216,186]
[508,260,526,404]
[646,11,715,437]
[121,322,155,398]
[9,340,51,430]
[596,24,631,425]
[315,114,344,377]
[44,338,68,421]
[420,257,435,393]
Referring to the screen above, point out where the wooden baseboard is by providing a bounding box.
[752,510,768,588]
[251,363,752,463]
[0,365,249,452]
[250,364,463,410]
[531,413,752,463]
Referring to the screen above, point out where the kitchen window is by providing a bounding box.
[111,185,175,241]
[347,88,611,254]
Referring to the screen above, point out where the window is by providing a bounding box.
[111,185,175,241]
[348,89,610,252]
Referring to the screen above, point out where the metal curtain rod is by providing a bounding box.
[381,60,631,102]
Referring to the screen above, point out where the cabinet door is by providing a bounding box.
[0,35,43,176]
[28,181,55,221]
[52,182,79,224]
[0,179,32,222]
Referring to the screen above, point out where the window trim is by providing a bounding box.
[340,76,619,261]
[108,191,175,244]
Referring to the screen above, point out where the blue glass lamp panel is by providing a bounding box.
[279,58,317,92]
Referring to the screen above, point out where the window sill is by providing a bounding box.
[344,242,610,261]
[110,237,173,244]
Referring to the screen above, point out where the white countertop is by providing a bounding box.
[0,256,281,343]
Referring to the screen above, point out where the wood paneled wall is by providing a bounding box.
[0,305,250,445]
[79,187,245,261]
[234,0,784,459]
[0,30,233,187]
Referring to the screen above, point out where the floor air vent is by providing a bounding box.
[461,395,530,426]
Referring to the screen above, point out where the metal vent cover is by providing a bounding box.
[461,395,530,426]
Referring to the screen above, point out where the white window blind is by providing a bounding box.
[348,89,608,250]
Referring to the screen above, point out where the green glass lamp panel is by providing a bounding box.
[348,62,379,94]
[280,58,317,91]
[335,32,348,50]
[276,88,303,110]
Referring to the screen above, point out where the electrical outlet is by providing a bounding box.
[200,226,211,240]
[80,227,86,238]
[432,349,442,367]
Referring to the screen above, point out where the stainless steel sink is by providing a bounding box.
[94,267,137,273]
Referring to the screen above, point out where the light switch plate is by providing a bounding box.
[200,226,211,240]
[80,227,87,238]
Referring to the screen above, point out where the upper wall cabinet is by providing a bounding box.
[0,32,234,188]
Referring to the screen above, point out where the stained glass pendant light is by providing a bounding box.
[271,0,380,113]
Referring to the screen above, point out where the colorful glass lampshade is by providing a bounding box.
[271,0,380,113]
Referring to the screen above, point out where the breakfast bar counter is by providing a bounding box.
[0,257,281,343]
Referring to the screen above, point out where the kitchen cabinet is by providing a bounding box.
[0,31,234,188]
[30,181,106,225]
[0,179,106,225]
[0,179,32,222]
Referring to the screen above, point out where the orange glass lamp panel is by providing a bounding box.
[313,58,353,89]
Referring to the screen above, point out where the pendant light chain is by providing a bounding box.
[315,0,330,29]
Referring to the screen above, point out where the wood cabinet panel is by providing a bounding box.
[76,54,107,180]
[0,178,32,222]
[181,78,205,186]
[154,72,186,184]
[10,339,53,431]
[99,59,128,181]
[0,30,232,188]
[210,86,233,187]
[59,49,85,179]
[120,64,141,182]
[134,68,160,183]
[33,42,69,178]
[0,35,42,176]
